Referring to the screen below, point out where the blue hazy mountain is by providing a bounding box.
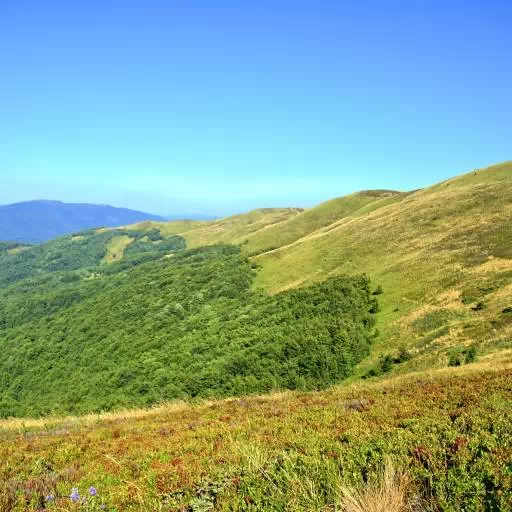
[0,200,165,244]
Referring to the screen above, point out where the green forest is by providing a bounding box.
[0,228,378,418]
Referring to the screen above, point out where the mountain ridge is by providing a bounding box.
[126,161,512,376]
[0,200,165,244]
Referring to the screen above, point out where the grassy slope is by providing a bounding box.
[128,219,208,236]
[242,190,403,256]
[126,163,512,377]
[128,208,304,248]
[250,162,512,374]
[103,235,135,264]
[1,358,511,511]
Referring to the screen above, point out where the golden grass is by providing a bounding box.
[0,400,190,431]
[339,462,419,512]
[181,208,304,248]
[469,256,512,274]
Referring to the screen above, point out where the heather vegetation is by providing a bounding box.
[1,367,510,511]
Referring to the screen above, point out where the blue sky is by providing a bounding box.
[1,0,510,215]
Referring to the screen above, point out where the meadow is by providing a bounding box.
[1,360,511,511]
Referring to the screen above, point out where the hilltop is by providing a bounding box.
[0,200,165,244]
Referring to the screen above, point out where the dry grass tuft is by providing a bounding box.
[339,462,420,512]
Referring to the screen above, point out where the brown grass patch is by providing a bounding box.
[470,257,512,275]
[339,462,420,512]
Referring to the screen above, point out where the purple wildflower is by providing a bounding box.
[45,495,54,502]
[89,486,98,497]
[70,487,80,502]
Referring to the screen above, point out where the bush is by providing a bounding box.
[395,346,412,363]
[364,346,412,378]
[380,355,395,373]
[463,345,477,364]
[369,298,380,314]
[449,345,477,367]
[372,284,384,295]
[472,301,486,311]
[448,352,463,367]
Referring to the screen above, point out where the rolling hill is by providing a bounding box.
[0,162,511,511]
[1,162,509,416]
[128,161,512,376]
[0,200,165,244]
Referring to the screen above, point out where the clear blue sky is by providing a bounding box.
[1,0,510,215]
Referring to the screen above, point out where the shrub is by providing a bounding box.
[472,301,487,311]
[395,346,412,363]
[364,347,412,379]
[369,298,381,314]
[448,352,463,367]
[372,284,384,295]
[448,345,477,367]
[380,355,395,374]
[463,345,477,364]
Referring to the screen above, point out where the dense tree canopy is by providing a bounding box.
[0,229,378,417]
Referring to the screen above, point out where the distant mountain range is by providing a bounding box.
[0,200,165,244]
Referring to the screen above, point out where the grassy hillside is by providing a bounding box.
[180,208,305,248]
[1,162,511,511]
[1,361,510,511]
[252,162,512,289]
[242,190,402,256]
[250,162,512,374]
[140,162,511,377]
[129,208,304,248]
